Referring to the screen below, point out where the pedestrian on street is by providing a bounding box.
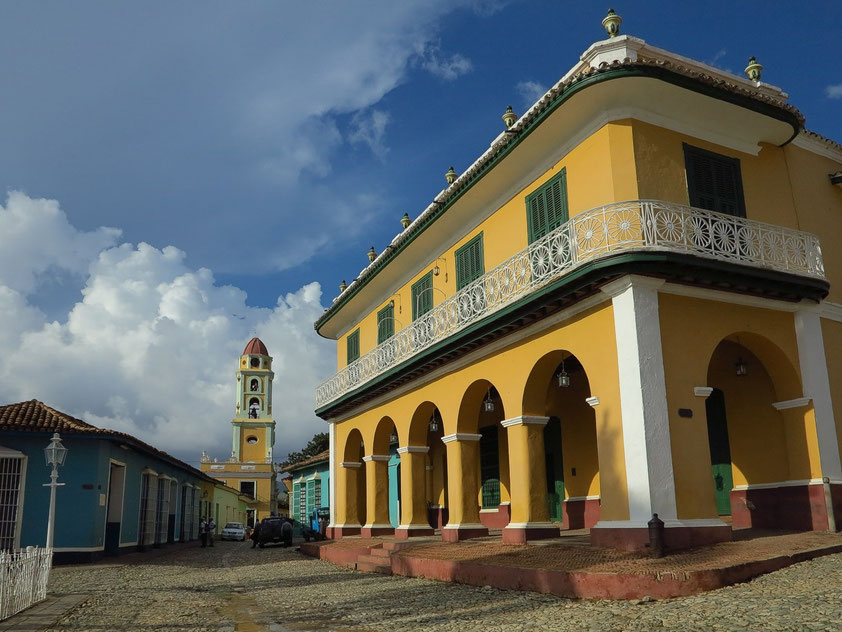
[251,521,261,549]
[207,518,216,547]
[199,518,208,548]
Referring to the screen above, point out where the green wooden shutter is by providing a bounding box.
[411,272,434,321]
[346,329,360,363]
[526,169,568,243]
[455,233,485,290]
[306,481,314,516]
[377,303,394,344]
[479,426,501,509]
[684,144,745,217]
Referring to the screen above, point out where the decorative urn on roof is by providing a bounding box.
[745,56,763,82]
[445,166,457,185]
[367,246,377,262]
[339,280,347,292]
[602,9,622,38]
[400,213,411,229]
[502,105,517,129]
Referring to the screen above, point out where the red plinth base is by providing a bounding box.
[395,526,435,540]
[328,525,361,539]
[441,525,489,542]
[360,525,395,538]
[502,524,560,544]
[590,522,732,552]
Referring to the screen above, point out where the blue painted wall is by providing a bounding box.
[388,446,400,528]
[288,459,329,534]
[1,431,207,554]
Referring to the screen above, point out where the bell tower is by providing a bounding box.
[232,337,276,464]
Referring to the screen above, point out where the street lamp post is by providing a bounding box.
[43,432,68,550]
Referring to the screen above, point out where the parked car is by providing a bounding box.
[257,516,293,548]
[302,507,330,542]
[221,522,247,541]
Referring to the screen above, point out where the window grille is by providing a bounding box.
[298,484,307,523]
[314,479,322,508]
[0,456,24,551]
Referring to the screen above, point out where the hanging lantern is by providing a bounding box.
[735,357,748,377]
[389,430,398,445]
[556,358,571,388]
[429,411,439,432]
[483,389,495,413]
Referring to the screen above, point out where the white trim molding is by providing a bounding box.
[732,478,842,491]
[395,524,434,531]
[608,275,678,523]
[442,523,486,530]
[362,455,390,462]
[500,415,549,428]
[339,461,362,469]
[441,433,482,444]
[504,522,559,529]
[772,397,812,411]
[396,445,430,454]
[329,421,336,528]
[795,310,842,480]
[362,523,393,529]
[694,387,713,398]
[564,495,600,502]
[585,396,600,408]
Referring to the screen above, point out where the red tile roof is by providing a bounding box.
[0,399,214,482]
[284,449,330,472]
[243,337,269,356]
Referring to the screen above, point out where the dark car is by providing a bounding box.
[257,517,293,548]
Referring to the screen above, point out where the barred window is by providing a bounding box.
[0,455,24,551]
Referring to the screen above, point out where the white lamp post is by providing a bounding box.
[43,432,68,550]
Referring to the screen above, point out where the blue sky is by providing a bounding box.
[0,1,839,463]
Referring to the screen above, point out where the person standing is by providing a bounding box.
[250,521,261,549]
[207,518,216,547]
[199,518,208,548]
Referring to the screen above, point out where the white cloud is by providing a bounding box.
[0,193,334,465]
[417,43,473,81]
[515,80,548,109]
[826,83,842,99]
[348,109,391,159]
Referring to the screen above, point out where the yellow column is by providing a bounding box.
[501,416,559,543]
[441,433,488,542]
[396,446,434,539]
[333,461,362,537]
[362,455,392,537]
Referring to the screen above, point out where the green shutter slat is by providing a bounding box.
[377,304,394,343]
[455,234,484,290]
[346,329,360,363]
[411,272,434,321]
[526,169,568,244]
[684,144,744,218]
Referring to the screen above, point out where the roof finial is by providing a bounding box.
[339,280,347,292]
[445,166,457,185]
[602,8,622,38]
[502,105,517,129]
[367,246,377,263]
[400,213,411,229]
[745,56,763,82]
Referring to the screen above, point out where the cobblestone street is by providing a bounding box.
[44,540,842,632]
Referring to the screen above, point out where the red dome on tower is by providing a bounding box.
[243,337,269,356]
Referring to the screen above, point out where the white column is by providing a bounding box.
[328,421,336,528]
[602,275,677,523]
[795,309,842,480]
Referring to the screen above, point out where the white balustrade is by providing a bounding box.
[0,547,52,621]
[316,200,824,408]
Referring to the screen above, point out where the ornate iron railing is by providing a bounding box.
[0,547,51,621]
[316,200,824,408]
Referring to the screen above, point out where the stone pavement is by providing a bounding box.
[0,594,87,632]
[5,537,840,631]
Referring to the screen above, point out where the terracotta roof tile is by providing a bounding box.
[285,449,330,472]
[243,337,269,356]
[0,399,214,482]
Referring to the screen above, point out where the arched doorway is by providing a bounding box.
[523,350,600,530]
[334,428,365,538]
[362,417,397,537]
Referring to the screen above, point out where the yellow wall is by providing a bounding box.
[336,121,641,367]
[213,484,248,528]
[239,424,271,463]
[658,293,823,518]
[821,318,842,464]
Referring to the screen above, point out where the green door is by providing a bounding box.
[705,388,734,515]
[544,418,564,522]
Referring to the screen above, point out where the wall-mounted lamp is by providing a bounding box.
[735,357,748,377]
[429,411,440,433]
[433,257,447,281]
[389,430,398,445]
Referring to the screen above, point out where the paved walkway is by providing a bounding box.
[3,536,839,631]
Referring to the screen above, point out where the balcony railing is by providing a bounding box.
[316,200,824,409]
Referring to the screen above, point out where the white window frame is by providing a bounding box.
[0,446,27,551]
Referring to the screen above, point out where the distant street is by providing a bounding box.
[45,540,842,632]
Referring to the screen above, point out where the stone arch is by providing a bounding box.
[703,331,815,530]
[521,349,600,529]
[338,428,365,532]
[407,401,448,528]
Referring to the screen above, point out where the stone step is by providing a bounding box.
[356,560,393,575]
[382,540,415,552]
[369,548,392,558]
[356,554,391,566]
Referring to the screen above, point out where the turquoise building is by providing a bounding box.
[0,400,212,563]
[287,450,329,532]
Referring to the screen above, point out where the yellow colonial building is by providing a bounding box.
[201,338,278,526]
[315,12,842,551]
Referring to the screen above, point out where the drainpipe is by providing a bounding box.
[823,477,837,532]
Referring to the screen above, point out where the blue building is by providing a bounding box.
[0,400,213,563]
[287,450,329,533]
